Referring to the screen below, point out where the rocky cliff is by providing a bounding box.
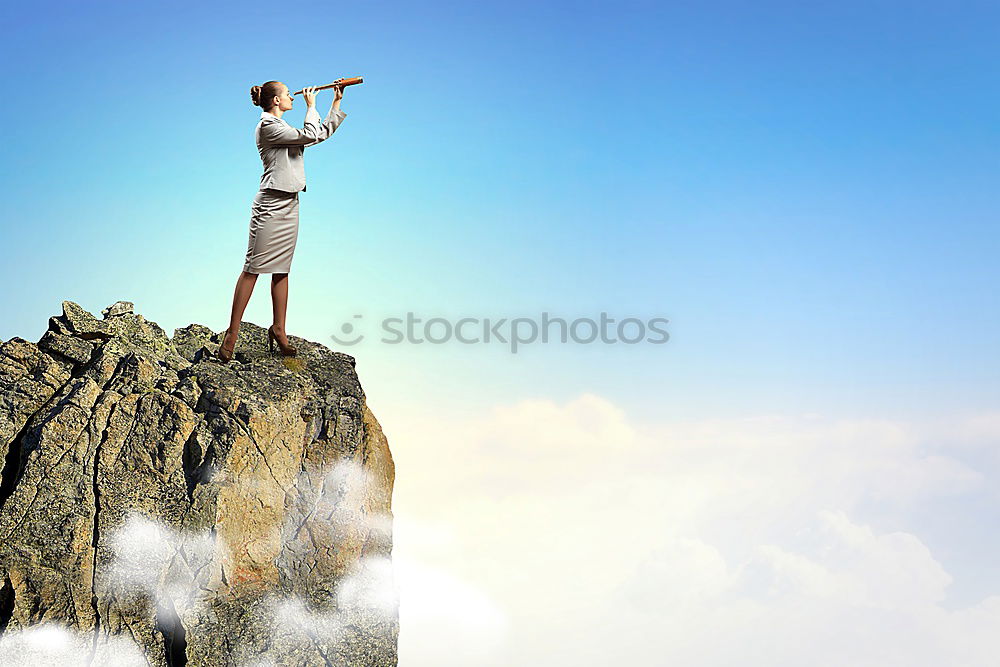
[0,301,397,666]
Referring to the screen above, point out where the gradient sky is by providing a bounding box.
[3,1,1000,664]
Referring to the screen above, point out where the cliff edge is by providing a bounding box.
[0,301,397,666]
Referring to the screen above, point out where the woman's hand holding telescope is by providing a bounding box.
[295,77,360,112]
[300,86,319,108]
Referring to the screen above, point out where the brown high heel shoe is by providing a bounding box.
[268,325,298,357]
[217,328,237,363]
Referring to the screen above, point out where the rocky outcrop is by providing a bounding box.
[0,301,397,666]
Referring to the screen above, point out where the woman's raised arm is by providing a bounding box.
[259,106,346,147]
[260,85,347,148]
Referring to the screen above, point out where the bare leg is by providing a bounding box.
[225,271,259,346]
[271,272,291,345]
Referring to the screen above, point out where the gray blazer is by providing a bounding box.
[255,105,347,193]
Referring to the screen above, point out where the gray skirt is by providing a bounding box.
[244,188,300,274]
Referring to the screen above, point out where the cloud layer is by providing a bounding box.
[385,394,1000,665]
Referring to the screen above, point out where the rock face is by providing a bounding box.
[0,301,397,666]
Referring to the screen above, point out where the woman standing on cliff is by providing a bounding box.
[216,80,347,363]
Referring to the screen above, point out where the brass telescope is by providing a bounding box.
[291,77,363,96]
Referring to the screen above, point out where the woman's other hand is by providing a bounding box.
[302,86,317,108]
[332,83,344,112]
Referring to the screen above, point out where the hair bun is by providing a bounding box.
[250,85,262,106]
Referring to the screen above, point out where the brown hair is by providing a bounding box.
[250,81,284,111]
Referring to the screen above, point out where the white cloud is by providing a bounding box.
[104,510,219,613]
[338,555,398,615]
[392,532,509,667]
[0,623,147,667]
[624,536,733,611]
[751,510,953,609]
[379,393,1000,666]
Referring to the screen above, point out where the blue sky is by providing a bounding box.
[3,0,998,425]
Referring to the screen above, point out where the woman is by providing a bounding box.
[217,80,347,363]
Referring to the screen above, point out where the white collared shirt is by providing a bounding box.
[260,111,282,122]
